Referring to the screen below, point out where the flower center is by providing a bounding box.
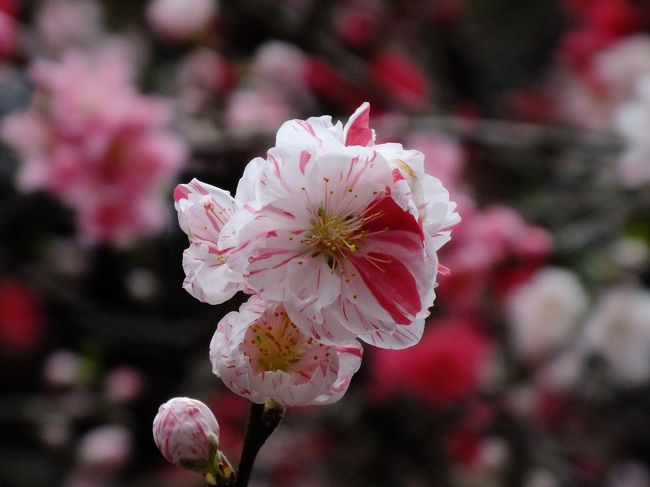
[241,309,327,374]
[301,206,384,268]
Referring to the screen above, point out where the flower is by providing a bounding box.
[507,267,588,361]
[153,397,230,475]
[368,51,432,110]
[147,0,218,41]
[367,317,493,407]
[0,4,17,59]
[174,178,244,305]
[583,287,650,385]
[2,52,187,245]
[210,296,363,407]
[34,0,104,54]
[0,278,44,353]
[219,103,459,349]
[77,425,132,471]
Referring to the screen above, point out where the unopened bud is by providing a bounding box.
[153,397,234,484]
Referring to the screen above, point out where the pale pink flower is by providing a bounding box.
[210,296,363,407]
[103,366,143,404]
[436,203,551,312]
[220,103,458,349]
[152,397,220,471]
[34,0,104,53]
[173,179,244,305]
[147,0,218,41]
[583,287,650,385]
[507,267,588,361]
[0,10,17,58]
[250,41,308,90]
[224,87,297,135]
[2,52,187,245]
[77,425,132,470]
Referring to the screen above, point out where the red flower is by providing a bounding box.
[0,278,44,353]
[368,318,493,407]
[369,51,432,111]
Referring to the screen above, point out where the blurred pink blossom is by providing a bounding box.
[177,47,233,96]
[43,350,82,388]
[147,0,218,42]
[224,87,297,135]
[77,425,132,471]
[251,41,308,90]
[438,205,552,312]
[561,0,647,74]
[2,52,187,245]
[103,366,144,404]
[0,0,18,58]
[34,0,104,53]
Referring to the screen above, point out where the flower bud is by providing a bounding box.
[153,397,233,483]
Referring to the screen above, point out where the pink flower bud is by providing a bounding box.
[152,397,220,473]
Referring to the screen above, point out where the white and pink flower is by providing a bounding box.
[218,103,459,349]
[174,179,244,305]
[210,296,363,407]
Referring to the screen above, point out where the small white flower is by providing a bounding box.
[507,267,588,361]
[583,287,650,386]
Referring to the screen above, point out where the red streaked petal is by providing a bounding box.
[344,102,373,147]
[350,252,421,324]
[362,195,423,241]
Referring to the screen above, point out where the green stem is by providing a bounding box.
[235,400,285,487]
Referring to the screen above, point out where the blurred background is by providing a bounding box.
[2,0,650,486]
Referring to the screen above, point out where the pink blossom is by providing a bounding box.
[224,87,297,135]
[103,366,144,404]
[173,178,244,305]
[210,296,363,407]
[152,397,220,471]
[368,317,493,407]
[34,0,104,53]
[438,205,552,312]
[2,52,187,245]
[335,6,380,49]
[0,278,44,353]
[177,48,233,95]
[368,51,432,111]
[251,41,308,90]
[219,103,459,348]
[507,267,588,361]
[0,0,18,58]
[147,0,218,42]
[77,425,132,471]
[583,287,650,385]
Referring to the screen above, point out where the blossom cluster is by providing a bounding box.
[174,103,459,407]
[2,51,187,245]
